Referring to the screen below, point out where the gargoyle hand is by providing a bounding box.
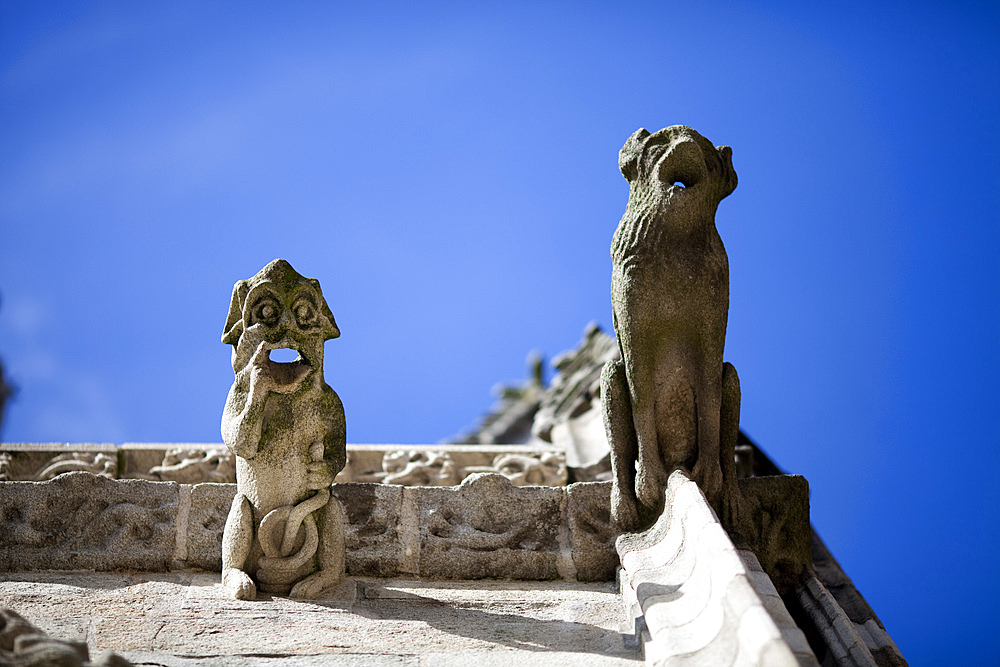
[247,341,310,395]
[306,460,335,490]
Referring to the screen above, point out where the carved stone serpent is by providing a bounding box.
[255,488,330,590]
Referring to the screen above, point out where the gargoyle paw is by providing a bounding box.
[223,567,256,601]
[290,570,341,600]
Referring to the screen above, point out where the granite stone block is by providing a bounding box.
[185,482,236,571]
[0,473,178,571]
[330,482,404,577]
[416,473,564,580]
[566,481,617,581]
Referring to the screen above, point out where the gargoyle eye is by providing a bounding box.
[256,301,280,325]
[294,301,316,326]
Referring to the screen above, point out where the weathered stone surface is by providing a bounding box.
[1,474,597,581]
[795,576,881,667]
[805,531,907,667]
[0,572,638,666]
[617,470,818,667]
[185,482,237,571]
[603,125,740,531]
[726,475,812,595]
[566,481,617,582]
[330,482,404,577]
[0,606,132,666]
[417,474,564,580]
[0,472,178,571]
[220,259,347,600]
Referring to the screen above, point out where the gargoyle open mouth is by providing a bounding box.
[261,345,313,386]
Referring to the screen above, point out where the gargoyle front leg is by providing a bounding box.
[602,359,641,532]
[222,494,256,600]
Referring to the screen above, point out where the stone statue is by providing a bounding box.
[602,126,741,532]
[0,607,131,666]
[220,259,347,600]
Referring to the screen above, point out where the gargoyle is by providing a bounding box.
[220,259,346,600]
[602,125,741,532]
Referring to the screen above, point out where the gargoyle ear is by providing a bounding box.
[309,278,341,341]
[716,144,738,198]
[321,303,341,340]
[619,128,651,183]
[221,280,249,346]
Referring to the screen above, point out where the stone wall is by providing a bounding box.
[0,471,617,582]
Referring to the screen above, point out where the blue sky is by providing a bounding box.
[1,1,998,663]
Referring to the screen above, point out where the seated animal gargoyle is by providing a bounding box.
[602,125,741,532]
[220,259,346,600]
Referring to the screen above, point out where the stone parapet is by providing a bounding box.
[0,472,616,582]
[0,442,567,487]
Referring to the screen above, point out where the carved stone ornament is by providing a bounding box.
[35,452,117,480]
[220,259,347,600]
[148,447,235,483]
[0,607,131,666]
[603,125,741,532]
[382,450,461,486]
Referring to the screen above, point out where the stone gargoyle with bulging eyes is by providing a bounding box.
[220,258,346,600]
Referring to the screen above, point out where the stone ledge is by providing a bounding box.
[0,573,639,666]
[617,470,819,667]
[0,472,616,582]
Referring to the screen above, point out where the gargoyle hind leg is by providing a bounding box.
[289,496,346,599]
[718,362,742,526]
[719,362,741,482]
[602,359,641,532]
[692,384,724,511]
[222,494,257,600]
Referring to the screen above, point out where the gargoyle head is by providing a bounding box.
[619,125,737,208]
[222,259,339,387]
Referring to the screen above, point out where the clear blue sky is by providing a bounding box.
[1,1,997,663]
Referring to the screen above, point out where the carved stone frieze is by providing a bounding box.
[330,483,405,577]
[0,445,119,482]
[565,481,617,582]
[35,452,117,480]
[417,473,564,579]
[337,446,568,487]
[146,447,235,484]
[382,449,461,486]
[463,452,567,486]
[0,473,178,571]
